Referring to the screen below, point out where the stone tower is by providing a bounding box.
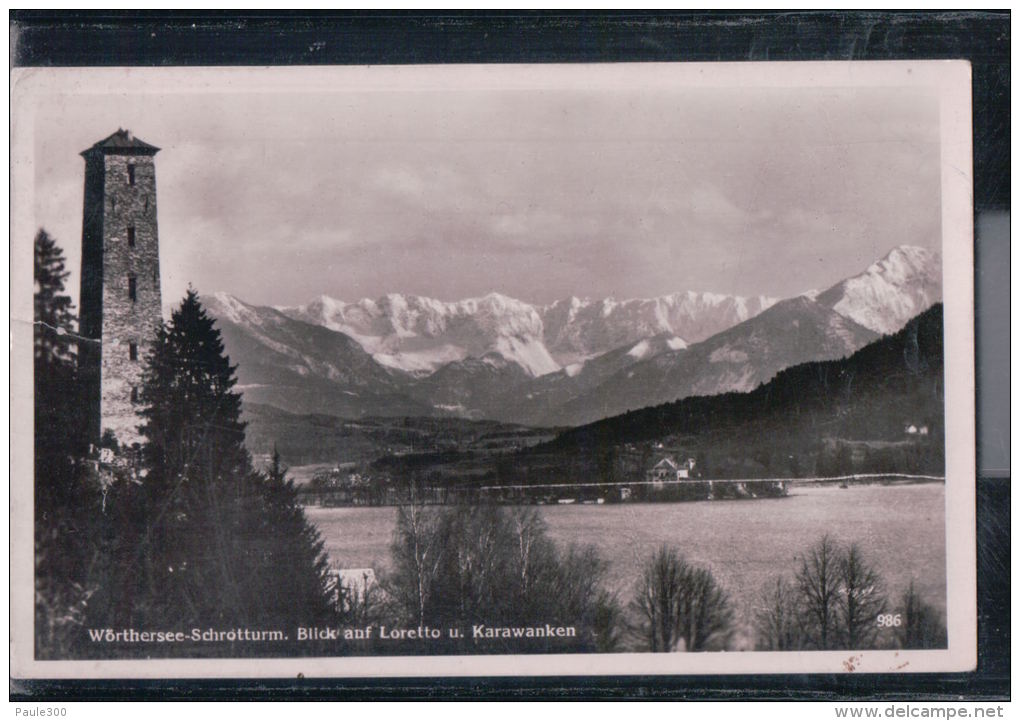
[78,129,163,449]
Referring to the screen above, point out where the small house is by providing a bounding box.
[647,456,697,485]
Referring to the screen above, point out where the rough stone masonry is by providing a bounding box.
[78,130,163,448]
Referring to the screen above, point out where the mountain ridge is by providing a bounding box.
[544,302,945,462]
[205,244,941,427]
[278,288,780,375]
[816,245,941,335]
[542,294,879,426]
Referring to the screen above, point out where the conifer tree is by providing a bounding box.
[34,230,86,490]
[33,229,101,657]
[141,288,248,485]
[246,448,334,624]
[34,229,76,367]
[106,289,335,636]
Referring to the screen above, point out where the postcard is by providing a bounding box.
[11,60,975,678]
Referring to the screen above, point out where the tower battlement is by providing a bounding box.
[78,130,163,448]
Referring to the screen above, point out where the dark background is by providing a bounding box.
[10,10,1009,701]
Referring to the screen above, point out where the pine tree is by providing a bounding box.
[140,288,248,484]
[247,448,334,625]
[100,289,335,638]
[33,229,102,658]
[34,229,76,367]
[34,230,86,489]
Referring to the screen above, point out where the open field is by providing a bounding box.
[306,483,946,650]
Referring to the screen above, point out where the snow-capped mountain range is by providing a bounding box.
[204,244,941,426]
[279,292,559,376]
[279,289,777,376]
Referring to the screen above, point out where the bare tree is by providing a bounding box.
[754,577,804,650]
[896,582,947,649]
[385,503,620,652]
[335,568,384,628]
[509,506,546,597]
[790,536,895,651]
[795,535,842,650]
[591,590,625,653]
[632,545,732,652]
[837,543,888,649]
[444,505,508,622]
[385,501,445,627]
[556,544,620,650]
[680,565,734,651]
[633,545,687,651]
[507,506,559,619]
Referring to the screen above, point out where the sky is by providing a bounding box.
[18,65,944,308]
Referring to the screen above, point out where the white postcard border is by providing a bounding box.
[10,60,976,679]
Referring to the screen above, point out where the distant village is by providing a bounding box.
[295,450,752,508]
[287,417,939,508]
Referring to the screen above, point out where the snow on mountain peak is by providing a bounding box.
[538,290,776,366]
[207,292,260,326]
[817,244,941,336]
[276,287,775,377]
[268,242,933,383]
[627,339,652,359]
[278,291,551,376]
[492,335,559,377]
[206,243,941,425]
[563,361,585,377]
[868,245,936,282]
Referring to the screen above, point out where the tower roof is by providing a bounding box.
[81,129,160,157]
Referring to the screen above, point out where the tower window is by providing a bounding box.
[127,226,136,247]
[128,276,137,302]
[129,343,138,361]
[130,387,139,404]
[127,164,136,186]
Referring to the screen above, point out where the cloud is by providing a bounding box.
[25,73,943,307]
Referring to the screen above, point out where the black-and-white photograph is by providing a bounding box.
[12,61,976,677]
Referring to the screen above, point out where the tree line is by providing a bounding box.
[351,506,946,654]
[752,535,946,652]
[540,303,946,481]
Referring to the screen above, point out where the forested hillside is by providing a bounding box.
[535,304,944,480]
